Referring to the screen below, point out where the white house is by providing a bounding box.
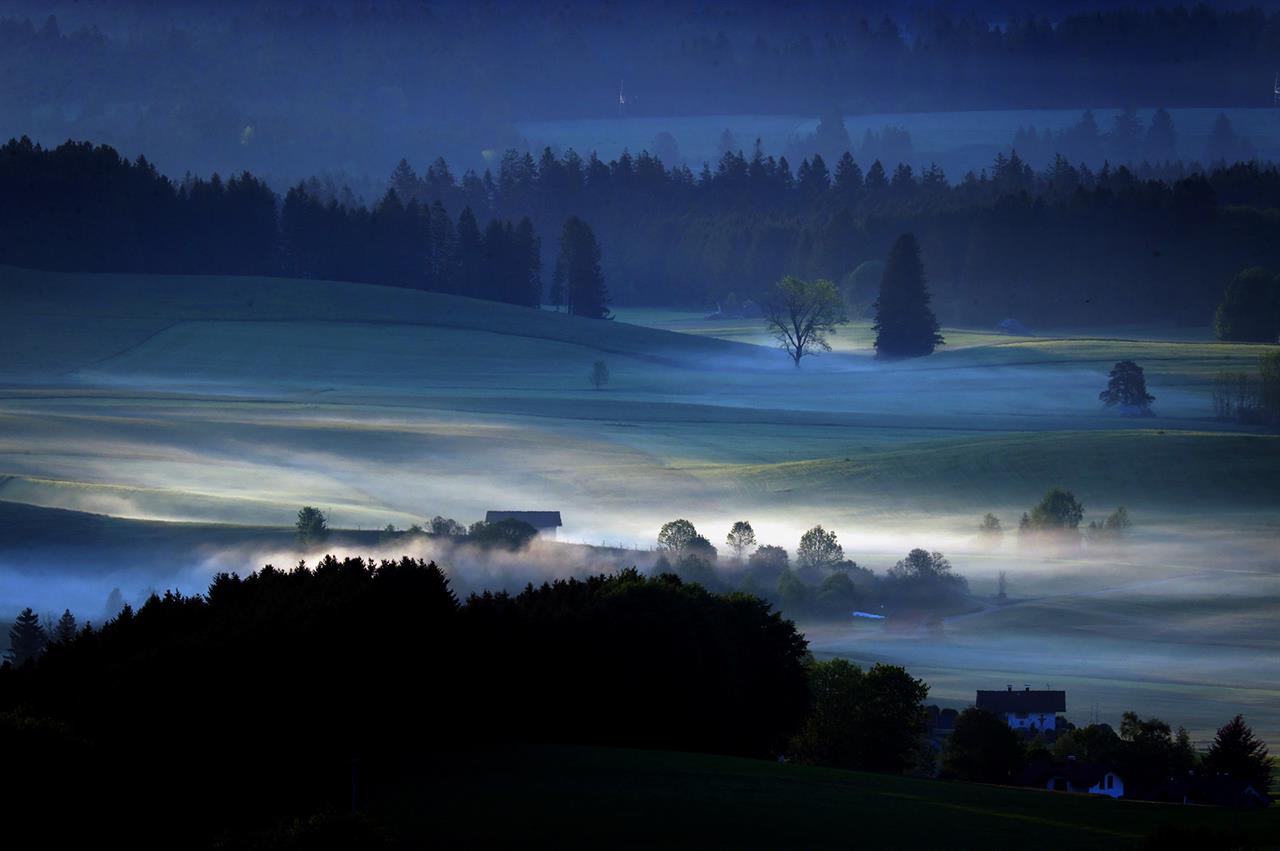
[1089,771,1125,798]
[1044,761,1125,798]
[975,685,1066,733]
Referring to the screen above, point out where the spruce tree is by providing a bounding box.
[549,255,566,312]
[53,608,77,644]
[513,217,541,308]
[872,233,943,358]
[6,607,46,666]
[1204,715,1271,793]
[557,216,611,319]
[454,207,484,298]
[428,201,456,294]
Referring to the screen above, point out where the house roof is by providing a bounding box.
[976,688,1066,715]
[485,510,562,528]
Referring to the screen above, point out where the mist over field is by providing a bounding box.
[1,269,1276,746]
[2,3,1280,844]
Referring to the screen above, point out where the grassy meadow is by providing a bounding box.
[1,265,1278,744]
[367,745,1280,849]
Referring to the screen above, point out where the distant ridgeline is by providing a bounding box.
[4,136,1280,323]
[5,5,1280,123]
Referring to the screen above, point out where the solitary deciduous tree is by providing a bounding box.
[429,516,466,536]
[1099,361,1155,414]
[725,521,757,560]
[657,519,700,555]
[797,525,843,570]
[943,708,1026,783]
[295,506,328,545]
[764,276,849,366]
[873,233,943,358]
[589,360,609,390]
[979,513,1002,538]
[6,607,46,666]
[1025,488,1084,532]
[1214,267,1280,343]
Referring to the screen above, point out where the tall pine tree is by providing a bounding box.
[1204,715,1271,793]
[873,233,943,358]
[454,207,484,299]
[6,607,46,666]
[558,216,611,319]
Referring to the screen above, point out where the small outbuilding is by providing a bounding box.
[484,510,562,539]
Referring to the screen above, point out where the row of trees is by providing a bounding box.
[9,5,1280,148]
[7,136,1280,326]
[978,489,1133,552]
[945,707,1271,801]
[0,138,612,317]
[1008,109,1256,171]
[655,518,969,619]
[1,559,810,842]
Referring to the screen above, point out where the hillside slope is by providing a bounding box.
[0,265,764,378]
[371,745,1280,850]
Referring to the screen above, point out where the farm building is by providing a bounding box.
[976,685,1066,733]
[1020,758,1126,799]
[484,510,563,539]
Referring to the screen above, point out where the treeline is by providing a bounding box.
[653,519,971,620]
[0,559,809,842]
[1007,108,1258,171]
[0,138,613,316]
[10,135,1280,324]
[386,143,1280,324]
[7,4,1280,131]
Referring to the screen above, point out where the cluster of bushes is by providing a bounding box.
[977,489,1132,554]
[653,519,970,619]
[1212,351,1280,427]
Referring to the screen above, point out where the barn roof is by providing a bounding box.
[976,688,1066,715]
[485,510,562,528]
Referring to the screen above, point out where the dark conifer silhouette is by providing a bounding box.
[5,608,46,665]
[52,609,77,644]
[558,216,611,319]
[873,233,943,358]
[1204,714,1271,793]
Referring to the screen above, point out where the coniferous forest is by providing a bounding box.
[5,136,1280,325]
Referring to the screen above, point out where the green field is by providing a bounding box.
[367,745,1280,849]
[1,265,1278,747]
